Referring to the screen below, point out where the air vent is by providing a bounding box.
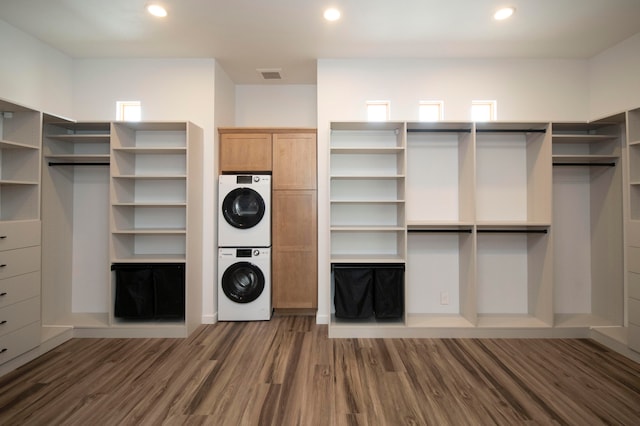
[257,68,282,80]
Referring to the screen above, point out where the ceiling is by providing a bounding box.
[1,0,640,85]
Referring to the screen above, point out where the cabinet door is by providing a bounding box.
[272,133,316,190]
[219,133,272,173]
[272,190,317,309]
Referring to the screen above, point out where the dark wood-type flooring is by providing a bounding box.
[1,316,640,425]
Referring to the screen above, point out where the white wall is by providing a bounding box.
[589,32,640,120]
[235,85,317,127]
[72,58,218,321]
[0,19,73,116]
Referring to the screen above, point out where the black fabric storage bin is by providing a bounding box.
[333,266,374,319]
[373,266,404,319]
[113,263,185,320]
[114,267,155,319]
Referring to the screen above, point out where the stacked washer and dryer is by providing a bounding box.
[217,175,272,321]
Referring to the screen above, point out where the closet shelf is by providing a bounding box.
[0,139,39,149]
[551,134,618,143]
[330,174,405,179]
[112,147,186,154]
[112,228,186,235]
[331,225,405,232]
[0,179,39,185]
[46,134,110,143]
[330,147,403,154]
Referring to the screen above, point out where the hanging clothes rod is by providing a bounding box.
[553,162,616,167]
[407,128,472,133]
[477,229,548,234]
[48,162,110,166]
[408,229,472,233]
[476,129,546,133]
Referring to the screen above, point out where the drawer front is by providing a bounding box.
[0,247,41,280]
[0,272,40,309]
[629,298,640,326]
[629,324,640,353]
[0,221,41,251]
[0,297,40,338]
[0,321,40,365]
[630,272,640,301]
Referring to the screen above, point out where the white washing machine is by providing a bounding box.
[218,174,271,247]
[218,247,271,321]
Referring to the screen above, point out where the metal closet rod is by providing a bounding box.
[477,229,548,234]
[476,129,547,133]
[48,162,110,166]
[407,128,472,133]
[553,162,616,167]
[408,229,472,233]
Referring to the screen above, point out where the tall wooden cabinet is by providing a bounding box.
[0,98,41,366]
[272,133,317,309]
[217,128,318,311]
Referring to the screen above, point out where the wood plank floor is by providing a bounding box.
[1,316,640,425]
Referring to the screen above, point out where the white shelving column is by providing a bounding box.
[0,98,42,367]
[329,122,406,333]
[110,121,202,337]
[552,117,625,329]
[405,122,476,328]
[474,122,553,328]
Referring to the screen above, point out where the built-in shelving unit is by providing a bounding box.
[110,121,203,335]
[626,107,640,352]
[329,122,406,330]
[552,117,624,329]
[0,98,41,367]
[41,117,112,333]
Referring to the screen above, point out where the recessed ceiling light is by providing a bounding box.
[494,7,515,20]
[324,8,341,21]
[146,4,167,18]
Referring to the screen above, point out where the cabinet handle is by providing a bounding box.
[0,236,6,239]
[0,265,6,268]
[0,320,6,325]
[0,348,7,354]
[0,292,6,296]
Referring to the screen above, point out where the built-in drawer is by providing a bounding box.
[629,298,640,326]
[629,324,640,354]
[0,247,40,280]
[0,272,40,309]
[0,297,40,338]
[0,221,41,252]
[0,321,40,365]
[630,272,640,301]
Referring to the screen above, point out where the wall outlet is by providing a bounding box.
[440,291,450,305]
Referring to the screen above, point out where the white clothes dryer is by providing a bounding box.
[218,174,271,247]
[218,247,271,321]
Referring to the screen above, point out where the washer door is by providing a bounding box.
[221,188,266,229]
[221,261,265,304]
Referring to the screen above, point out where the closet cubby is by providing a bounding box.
[476,229,552,328]
[405,122,474,226]
[0,99,41,221]
[43,121,110,164]
[475,122,551,227]
[552,117,624,328]
[406,228,475,328]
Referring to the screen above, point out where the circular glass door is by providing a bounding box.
[221,261,265,304]
[221,188,266,229]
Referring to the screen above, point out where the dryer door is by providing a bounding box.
[221,261,265,303]
[221,188,266,229]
